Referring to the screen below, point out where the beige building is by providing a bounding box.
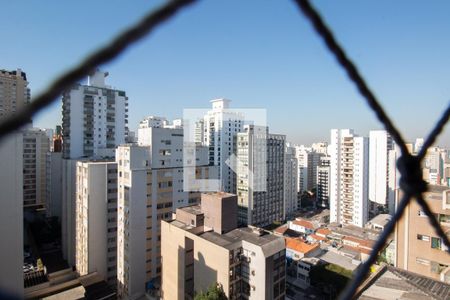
[0,69,30,120]
[116,142,214,299]
[161,192,286,300]
[75,160,118,287]
[395,185,450,283]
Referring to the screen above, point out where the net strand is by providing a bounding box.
[293,0,409,156]
[0,0,197,139]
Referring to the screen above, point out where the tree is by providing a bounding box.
[194,283,227,300]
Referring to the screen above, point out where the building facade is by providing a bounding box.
[22,128,50,209]
[203,99,243,193]
[0,133,24,297]
[116,137,214,299]
[330,129,369,227]
[395,186,450,283]
[61,70,127,266]
[316,156,330,208]
[161,192,286,300]
[369,130,394,214]
[46,152,62,218]
[236,125,285,227]
[62,70,128,159]
[284,144,298,219]
[75,161,118,287]
[0,68,30,120]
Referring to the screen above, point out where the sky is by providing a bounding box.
[1,0,450,146]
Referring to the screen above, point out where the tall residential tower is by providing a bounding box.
[330,129,369,227]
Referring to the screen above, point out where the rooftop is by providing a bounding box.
[285,238,320,254]
[359,265,450,300]
[197,227,285,257]
[292,219,316,230]
[316,228,332,236]
[367,214,392,227]
[318,250,360,271]
[178,204,203,215]
[342,235,375,249]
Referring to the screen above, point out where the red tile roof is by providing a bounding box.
[309,234,327,241]
[342,236,374,249]
[343,244,372,255]
[316,228,332,236]
[292,219,315,230]
[274,225,288,235]
[285,238,320,254]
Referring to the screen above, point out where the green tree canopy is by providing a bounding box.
[194,283,227,300]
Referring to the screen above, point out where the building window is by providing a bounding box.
[417,234,430,242]
[431,237,441,249]
[415,257,430,265]
[418,210,427,217]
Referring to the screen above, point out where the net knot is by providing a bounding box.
[397,154,427,196]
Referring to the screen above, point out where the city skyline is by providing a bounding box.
[2,0,450,146]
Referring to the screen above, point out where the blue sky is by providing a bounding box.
[1,0,449,146]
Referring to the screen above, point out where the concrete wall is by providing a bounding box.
[0,133,23,297]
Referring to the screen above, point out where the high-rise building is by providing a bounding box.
[395,186,450,283]
[0,69,30,120]
[330,129,369,227]
[62,69,128,159]
[0,133,23,297]
[284,144,298,219]
[295,145,324,193]
[295,145,310,193]
[414,138,424,154]
[75,160,118,287]
[161,192,286,300]
[316,155,330,208]
[203,99,243,193]
[423,147,444,185]
[236,125,285,227]
[22,128,50,209]
[61,70,127,266]
[116,130,215,299]
[368,130,394,214]
[0,68,29,297]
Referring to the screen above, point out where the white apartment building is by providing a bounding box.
[116,132,214,299]
[0,133,24,297]
[203,99,243,193]
[284,144,298,219]
[22,128,50,209]
[295,145,310,193]
[414,138,424,154]
[316,156,330,208]
[330,129,369,227]
[295,145,324,193]
[369,130,394,213]
[61,70,127,266]
[236,125,285,227]
[75,161,118,287]
[0,69,30,120]
[62,69,128,159]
